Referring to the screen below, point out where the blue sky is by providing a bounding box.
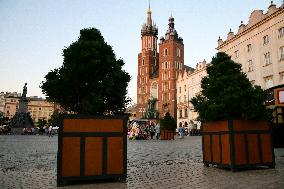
[0,0,282,103]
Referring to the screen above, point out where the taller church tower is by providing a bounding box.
[137,4,159,119]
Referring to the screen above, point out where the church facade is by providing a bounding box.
[136,6,190,120]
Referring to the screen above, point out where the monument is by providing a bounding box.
[9,83,34,130]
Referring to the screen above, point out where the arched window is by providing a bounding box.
[142,59,145,66]
[179,109,183,118]
[164,48,168,56]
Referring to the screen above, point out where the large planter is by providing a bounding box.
[160,130,175,140]
[202,120,275,171]
[57,115,128,186]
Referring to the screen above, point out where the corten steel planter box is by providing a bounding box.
[202,120,275,171]
[160,130,175,140]
[57,115,128,186]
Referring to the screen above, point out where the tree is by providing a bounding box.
[37,118,47,128]
[41,28,130,115]
[48,110,62,127]
[0,112,7,125]
[160,112,176,131]
[190,52,269,122]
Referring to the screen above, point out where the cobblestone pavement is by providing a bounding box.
[0,135,284,189]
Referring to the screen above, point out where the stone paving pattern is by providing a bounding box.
[0,135,284,189]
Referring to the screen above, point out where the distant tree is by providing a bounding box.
[0,112,6,125]
[48,110,62,127]
[190,52,269,121]
[41,28,130,115]
[37,118,47,128]
[160,112,176,131]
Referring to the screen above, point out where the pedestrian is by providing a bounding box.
[181,125,185,139]
[48,126,52,137]
[155,121,160,139]
[150,122,155,139]
[178,125,183,139]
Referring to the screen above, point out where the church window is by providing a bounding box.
[142,59,145,66]
[177,48,181,57]
[164,48,168,56]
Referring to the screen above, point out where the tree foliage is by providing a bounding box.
[41,28,130,115]
[190,52,269,122]
[48,110,62,127]
[37,118,47,128]
[160,112,176,131]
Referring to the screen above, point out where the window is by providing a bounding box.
[179,110,182,118]
[280,72,284,83]
[184,85,186,91]
[142,77,145,84]
[279,27,284,38]
[264,76,273,89]
[165,62,169,69]
[248,60,254,72]
[280,46,284,61]
[164,48,168,56]
[142,86,145,94]
[142,68,144,75]
[247,44,252,52]
[185,109,188,118]
[177,48,180,57]
[234,50,239,59]
[142,59,145,66]
[263,35,269,45]
[179,87,181,93]
[264,52,272,66]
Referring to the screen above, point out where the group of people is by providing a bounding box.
[0,125,11,135]
[128,120,160,140]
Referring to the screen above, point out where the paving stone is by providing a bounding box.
[0,135,284,188]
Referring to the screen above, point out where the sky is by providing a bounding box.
[0,0,283,104]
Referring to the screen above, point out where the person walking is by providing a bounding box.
[149,122,155,139]
[48,126,52,137]
[178,125,183,139]
[155,121,160,140]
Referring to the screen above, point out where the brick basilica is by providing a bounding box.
[136,5,192,120]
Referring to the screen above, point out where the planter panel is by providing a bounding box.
[160,130,175,140]
[202,120,275,171]
[57,115,128,186]
[261,134,273,163]
[234,134,246,165]
[203,135,211,162]
[221,134,230,165]
[212,135,220,163]
[247,134,260,164]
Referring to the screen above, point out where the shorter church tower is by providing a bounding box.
[158,15,184,120]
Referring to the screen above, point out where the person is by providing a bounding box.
[181,125,185,139]
[48,126,52,137]
[149,122,155,139]
[178,125,183,139]
[155,121,160,139]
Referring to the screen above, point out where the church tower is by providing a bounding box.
[137,4,159,119]
[158,15,184,120]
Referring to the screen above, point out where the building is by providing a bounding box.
[28,97,56,123]
[176,60,207,127]
[0,92,6,113]
[1,92,57,123]
[217,1,284,89]
[136,5,192,120]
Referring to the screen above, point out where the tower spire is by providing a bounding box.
[147,0,152,26]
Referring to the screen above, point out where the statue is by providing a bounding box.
[22,83,27,98]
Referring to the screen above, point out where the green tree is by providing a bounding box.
[190,52,269,122]
[37,118,47,128]
[48,110,62,127]
[41,28,130,115]
[0,112,7,125]
[160,112,176,131]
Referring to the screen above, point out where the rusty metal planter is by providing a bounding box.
[160,130,175,140]
[57,115,128,186]
[202,120,275,171]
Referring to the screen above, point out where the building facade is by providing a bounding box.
[136,5,190,120]
[176,60,207,127]
[217,2,284,89]
[1,92,57,123]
